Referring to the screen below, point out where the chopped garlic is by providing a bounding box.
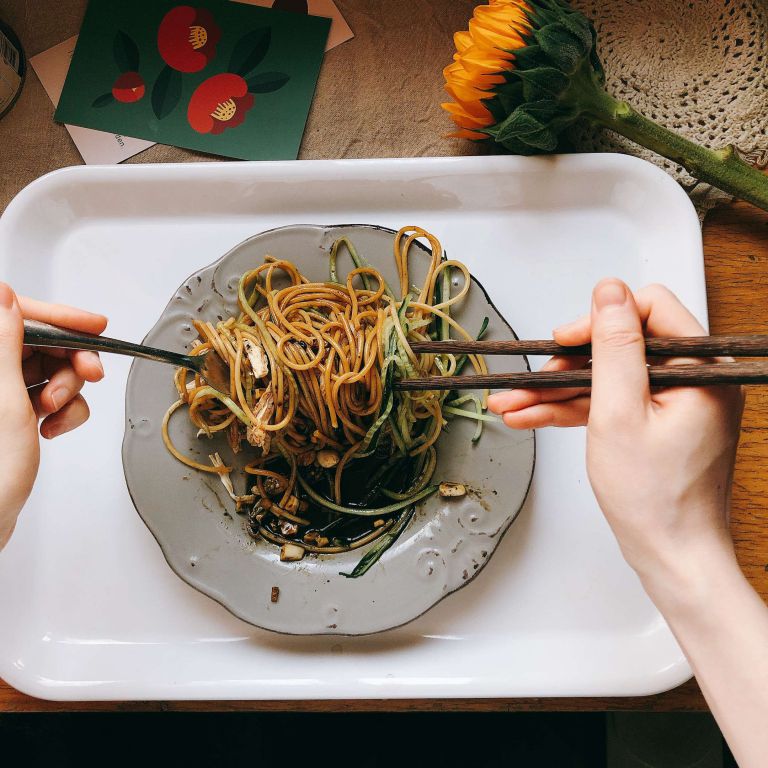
[439,482,466,498]
[280,543,305,562]
[317,449,340,468]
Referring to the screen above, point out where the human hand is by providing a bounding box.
[0,282,107,550]
[487,279,744,582]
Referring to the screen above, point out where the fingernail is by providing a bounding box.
[41,421,60,440]
[88,352,105,377]
[49,387,67,412]
[553,320,576,335]
[0,283,13,309]
[594,280,627,309]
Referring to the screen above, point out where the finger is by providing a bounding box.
[553,284,707,347]
[501,396,591,429]
[487,356,590,414]
[37,365,87,414]
[23,353,66,387]
[68,350,104,382]
[23,349,104,387]
[488,384,587,414]
[634,283,706,338]
[40,394,90,439]
[18,296,107,334]
[540,355,590,373]
[589,278,650,421]
[26,367,86,417]
[27,383,50,419]
[0,284,29,420]
[552,314,591,346]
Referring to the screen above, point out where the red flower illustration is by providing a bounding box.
[187,74,255,134]
[112,71,145,103]
[157,6,221,73]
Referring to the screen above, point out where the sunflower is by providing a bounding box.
[442,0,533,139]
[441,0,768,213]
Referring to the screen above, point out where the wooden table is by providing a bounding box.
[0,0,766,712]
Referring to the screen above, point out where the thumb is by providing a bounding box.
[589,278,650,422]
[0,283,27,406]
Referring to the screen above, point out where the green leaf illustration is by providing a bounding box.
[246,71,290,93]
[92,93,115,108]
[229,28,272,78]
[151,65,182,119]
[113,31,139,73]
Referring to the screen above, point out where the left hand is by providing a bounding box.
[0,282,107,550]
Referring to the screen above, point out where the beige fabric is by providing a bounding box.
[570,0,768,213]
[2,0,766,216]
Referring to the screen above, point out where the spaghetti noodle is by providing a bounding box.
[162,227,492,576]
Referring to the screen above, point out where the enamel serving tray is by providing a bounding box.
[0,155,703,700]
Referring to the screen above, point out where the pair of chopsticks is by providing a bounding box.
[394,335,768,391]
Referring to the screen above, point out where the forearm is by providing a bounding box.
[638,537,768,768]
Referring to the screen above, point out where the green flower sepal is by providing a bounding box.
[482,0,603,154]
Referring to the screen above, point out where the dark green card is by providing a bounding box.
[56,0,330,159]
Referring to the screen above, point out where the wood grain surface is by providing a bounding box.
[0,0,766,713]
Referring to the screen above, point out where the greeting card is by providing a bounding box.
[55,0,330,160]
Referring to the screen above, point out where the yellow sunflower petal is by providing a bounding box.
[443,0,536,139]
[441,102,493,128]
[469,17,527,51]
[454,30,473,54]
[444,80,494,104]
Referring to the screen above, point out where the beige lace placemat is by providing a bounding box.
[569,0,768,218]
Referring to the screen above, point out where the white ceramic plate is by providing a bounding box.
[122,224,534,635]
[0,155,703,700]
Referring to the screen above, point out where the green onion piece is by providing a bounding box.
[191,386,250,425]
[440,263,451,341]
[454,316,489,377]
[443,405,500,424]
[444,394,483,441]
[339,507,415,578]
[297,473,438,516]
[381,446,437,499]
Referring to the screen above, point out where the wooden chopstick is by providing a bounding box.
[394,362,768,391]
[408,334,768,357]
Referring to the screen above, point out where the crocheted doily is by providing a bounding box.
[568,0,768,216]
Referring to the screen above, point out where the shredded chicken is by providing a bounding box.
[227,420,242,454]
[209,452,255,507]
[246,390,274,455]
[243,338,269,379]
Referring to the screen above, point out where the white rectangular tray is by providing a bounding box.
[0,155,704,700]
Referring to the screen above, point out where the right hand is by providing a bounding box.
[488,279,745,580]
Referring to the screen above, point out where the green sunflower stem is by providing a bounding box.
[582,86,768,212]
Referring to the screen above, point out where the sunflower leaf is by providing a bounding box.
[495,105,558,151]
[536,23,587,73]
[558,10,594,49]
[514,66,570,101]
